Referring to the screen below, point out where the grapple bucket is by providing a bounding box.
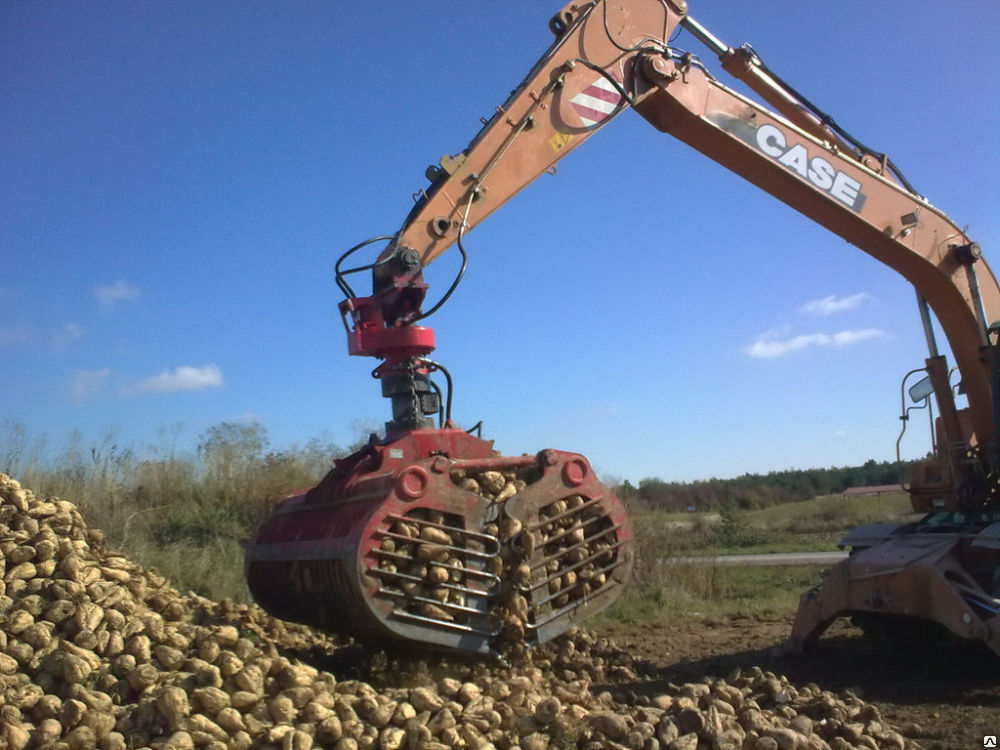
[245,429,633,655]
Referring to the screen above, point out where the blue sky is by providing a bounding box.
[3,1,998,482]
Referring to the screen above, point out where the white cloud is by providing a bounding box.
[799,292,871,316]
[830,329,885,346]
[70,368,111,403]
[130,364,223,393]
[746,328,886,359]
[94,281,140,306]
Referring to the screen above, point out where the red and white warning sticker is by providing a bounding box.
[569,75,623,127]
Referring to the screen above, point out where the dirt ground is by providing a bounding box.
[597,615,999,750]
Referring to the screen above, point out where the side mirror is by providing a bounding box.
[908,375,934,404]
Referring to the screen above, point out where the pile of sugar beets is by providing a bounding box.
[0,474,914,750]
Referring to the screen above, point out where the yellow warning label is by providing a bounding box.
[548,131,573,151]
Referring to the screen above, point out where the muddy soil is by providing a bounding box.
[598,615,999,750]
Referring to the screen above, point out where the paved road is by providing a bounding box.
[669,550,848,566]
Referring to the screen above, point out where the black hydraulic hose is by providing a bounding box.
[418,357,453,423]
[569,57,636,109]
[413,229,468,323]
[413,189,477,323]
[429,379,445,428]
[334,235,397,299]
[743,45,921,197]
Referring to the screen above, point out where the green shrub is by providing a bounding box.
[715,504,769,549]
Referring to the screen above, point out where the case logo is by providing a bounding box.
[754,123,866,212]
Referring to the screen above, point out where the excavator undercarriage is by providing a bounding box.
[792,510,1000,655]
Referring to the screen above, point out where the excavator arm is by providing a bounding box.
[385,0,1000,508]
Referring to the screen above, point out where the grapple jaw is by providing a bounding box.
[245,428,633,656]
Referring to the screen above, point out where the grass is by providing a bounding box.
[595,563,831,625]
[746,491,916,532]
[131,538,252,602]
[601,491,920,626]
[628,491,917,554]
[700,533,841,555]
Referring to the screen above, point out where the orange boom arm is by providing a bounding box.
[391,0,1000,510]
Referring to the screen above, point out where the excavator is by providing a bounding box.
[245,0,1000,658]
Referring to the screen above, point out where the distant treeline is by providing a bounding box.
[616,459,911,512]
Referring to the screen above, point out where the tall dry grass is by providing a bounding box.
[1,420,346,601]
